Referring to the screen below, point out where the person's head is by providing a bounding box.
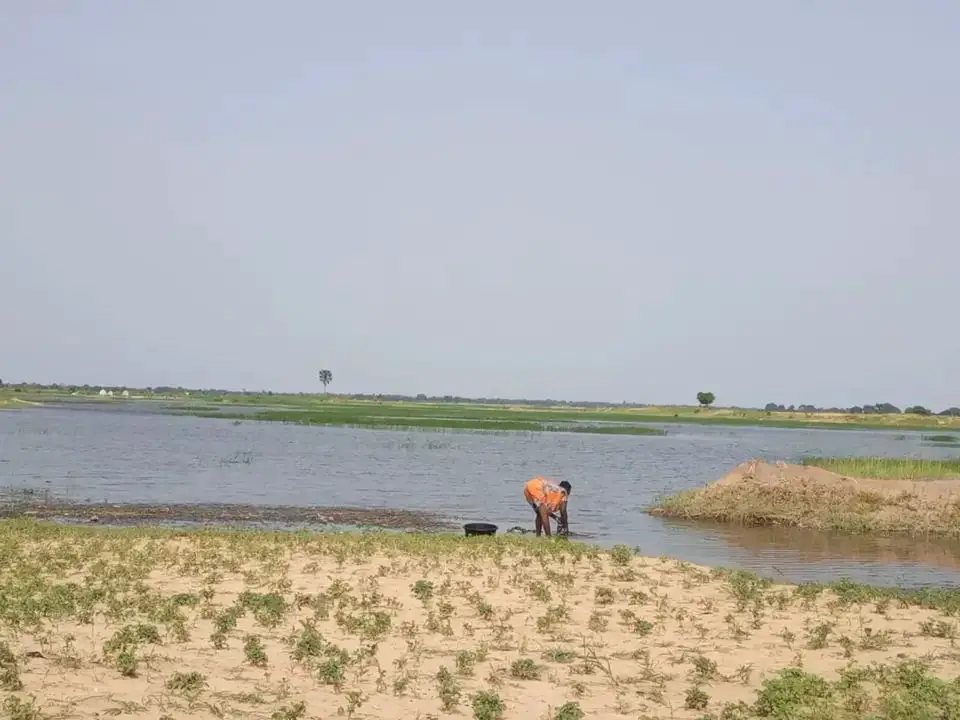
[559,481,572,496]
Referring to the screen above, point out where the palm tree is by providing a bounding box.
[318,369,333,394]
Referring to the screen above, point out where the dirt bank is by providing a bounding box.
[648,460,960,536]
[2,521,959,719]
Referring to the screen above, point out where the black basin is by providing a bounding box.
[463,522,498,537]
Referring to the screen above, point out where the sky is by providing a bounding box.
[2,1,957,409]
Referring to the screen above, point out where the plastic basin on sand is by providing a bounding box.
[463,522,498,537]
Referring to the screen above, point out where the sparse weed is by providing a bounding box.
[509,658,542,680]
[437,666,462,711]
[554,702,584,720]
[472,691,504,720]
[0,642,22,691]
[166,670,207,695]
[685,684,709,710]
[244,634,268,666]
[595,586,615,606]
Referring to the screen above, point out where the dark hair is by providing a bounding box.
[559,481,572,495]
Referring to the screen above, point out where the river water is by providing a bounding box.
[2,403,959,589]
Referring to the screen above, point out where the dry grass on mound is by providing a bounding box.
[648,460,960,536]
[1,521,960,719]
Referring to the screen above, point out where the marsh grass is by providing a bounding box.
[1,519,959,719]
[246,410,668,437]
[802,456,960,480]
[923,435,960,444]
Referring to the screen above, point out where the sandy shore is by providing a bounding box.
[1,521,959,719]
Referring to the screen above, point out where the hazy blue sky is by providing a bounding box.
[2,2,957,408]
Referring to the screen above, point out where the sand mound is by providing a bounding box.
[649,460,960,536]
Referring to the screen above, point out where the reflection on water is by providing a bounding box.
[660,519,960,588]
[1,403,959,589]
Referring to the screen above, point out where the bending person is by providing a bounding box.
[522,476,572,538]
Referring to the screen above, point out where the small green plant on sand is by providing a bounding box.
[633,619,654,636]
[594,586,615,606]
[610,545,633,566]
[3,694,46,720]
[436,666,462,711]
[271,700,307,720]
[472,691,504,720]
[554,702,584,720]
[0,642,22,691]
[684,685,709,710]
[456,650,478,676]
[244,634,268,666]
[412,580,435,603]
[166,671,207,696]
[509,658,541,680]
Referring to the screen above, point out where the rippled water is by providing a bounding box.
[2,403,959,588]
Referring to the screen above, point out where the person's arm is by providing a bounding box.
[559,501,569,535]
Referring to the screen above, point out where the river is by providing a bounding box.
[2,402,959,589]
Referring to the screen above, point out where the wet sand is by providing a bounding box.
[2,522,959,719]
[0,500,454,531]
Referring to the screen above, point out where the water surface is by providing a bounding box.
[2,404,959,588]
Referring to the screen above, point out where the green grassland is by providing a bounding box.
[5,387,960,433]
[801,457,960,480]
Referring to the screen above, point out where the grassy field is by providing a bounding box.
[2,520,960,720]
[802,457,960,480]
[5,388,960,433]
[183,394,960,431]
[647,459,960,537]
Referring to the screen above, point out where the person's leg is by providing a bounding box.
[529,499,542,536]
[538,504,553,537]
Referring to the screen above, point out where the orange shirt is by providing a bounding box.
[523,476,567,513]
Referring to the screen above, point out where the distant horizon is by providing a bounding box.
[4,379,958,414]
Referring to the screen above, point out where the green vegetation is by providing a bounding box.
[802,456,960,480]
[215,407,669,436]
[317,369,332,393]
[648,459,960,536]
[923,434,960,444]
[4,384,960,432]
[697,391,716,407]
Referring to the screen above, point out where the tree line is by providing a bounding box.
[2,377,958,416]
[763,402,960,417]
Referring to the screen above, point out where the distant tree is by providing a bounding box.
[875,402,902,414]
[940,407,960,417]
[318,369,333,393]
[905,405,932,416]
[696,391,715,408]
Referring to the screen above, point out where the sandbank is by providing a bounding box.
[1,521,959,719]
